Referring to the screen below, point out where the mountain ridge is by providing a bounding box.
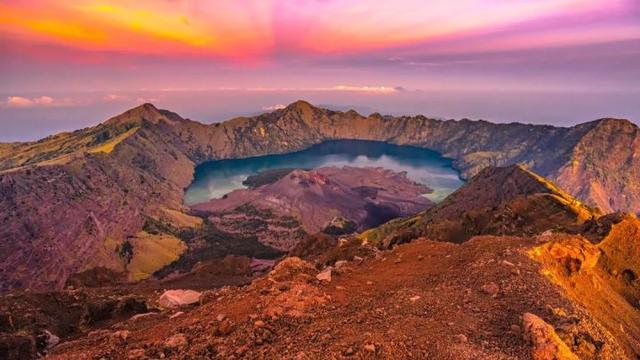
[0,101,639,291]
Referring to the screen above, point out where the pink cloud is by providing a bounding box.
[245,86,401,94]
[262,104,286,111]
[4,96,55,107]
[103,94,128,101]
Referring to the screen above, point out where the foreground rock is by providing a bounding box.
[158,290,202,308]
[528,217,640,356]
[316,267,332,282]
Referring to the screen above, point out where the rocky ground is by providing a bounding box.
[43,229,637,359]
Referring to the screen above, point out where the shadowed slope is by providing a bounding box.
[361,165,597,246]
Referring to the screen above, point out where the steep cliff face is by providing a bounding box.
[552,118,640,213]
[0,105,198,291]
[0,101,638,291]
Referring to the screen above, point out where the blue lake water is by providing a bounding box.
[184,140,464,205]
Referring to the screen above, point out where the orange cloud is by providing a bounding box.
[0,1,274,59]
[78,3,212,47]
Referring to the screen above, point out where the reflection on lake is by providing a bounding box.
[184,140,463,205]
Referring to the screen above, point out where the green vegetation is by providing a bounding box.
[242,168,305,188]
[234,204,274,218]
[116,240,133,264]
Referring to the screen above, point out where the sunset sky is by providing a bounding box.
[1,0,639,140]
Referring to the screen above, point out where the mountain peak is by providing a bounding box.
[580,118,637,132]
[279,100,325,124]
[104,103,183,127]
[138,102,158,110]
[285,100,316,112]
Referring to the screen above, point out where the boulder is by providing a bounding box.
[522,313,578,360]
[269,257,316,282]
[316,267,333,282]
[40,330,60,350]
[335,260,348,269]
[481,282,500,297]
[163,333,188,349]
[364,344,376,353]
[158,290,202,308]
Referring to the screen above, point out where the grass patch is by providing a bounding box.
[88,127,139,154]
[127,231,187,281]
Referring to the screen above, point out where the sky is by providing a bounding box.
[1,0,639,141]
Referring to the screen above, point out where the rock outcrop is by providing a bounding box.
[158,290,202,308]
[529,217,640,356]
[522,313,578,360]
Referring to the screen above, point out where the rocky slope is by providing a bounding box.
[0,101,638,291]
[45,236,620,360]
[360,164,597,246]
[0,105,202,291]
